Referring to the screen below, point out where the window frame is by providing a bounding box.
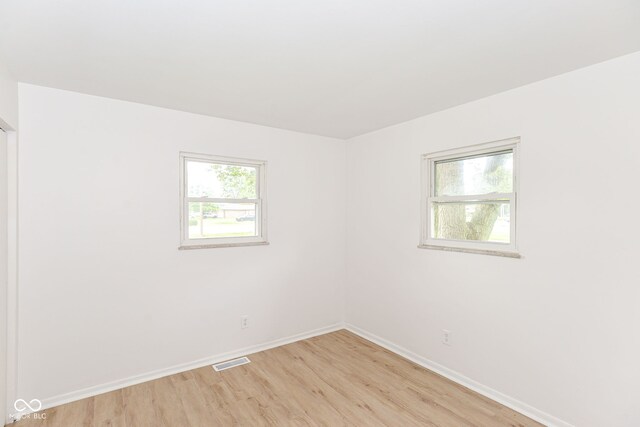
[179,152,268,249]
[419,137,520,258]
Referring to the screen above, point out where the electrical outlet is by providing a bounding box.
[241,315,249,329]
[442,329,451,346]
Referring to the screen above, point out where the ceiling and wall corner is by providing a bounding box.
[0,59,18,130]
[1,0,639,139]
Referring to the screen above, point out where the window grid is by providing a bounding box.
[179,152,268,249]
[420,138,519,256]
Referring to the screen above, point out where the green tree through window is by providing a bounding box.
[211,164,257,199]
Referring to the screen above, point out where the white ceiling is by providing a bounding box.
[1,1,639,138]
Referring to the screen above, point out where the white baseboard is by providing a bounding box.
[13,323,343,421]
[345,323,573,427]
[16,322,573,427]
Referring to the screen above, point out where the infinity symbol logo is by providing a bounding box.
[14,398,42,412]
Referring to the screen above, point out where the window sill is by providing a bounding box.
[179,241,270,250]
[417,244,521,258]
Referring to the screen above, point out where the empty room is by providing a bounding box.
[1,1,639,426]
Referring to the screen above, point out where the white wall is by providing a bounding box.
[0,60,18,129]
[346,51,640,427]
[0,129,8,424]
[0,58,18,424]
[17,84,346,403]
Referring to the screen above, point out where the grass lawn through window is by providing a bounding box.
[189,216,256,239]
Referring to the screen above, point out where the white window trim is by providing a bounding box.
[178,152,268,249]
[419,137,520,258]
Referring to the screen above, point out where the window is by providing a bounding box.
[420,138,519,257]
[179,152,267,249]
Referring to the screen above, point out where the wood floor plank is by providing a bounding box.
[49,397,94,427]
[220,361,316,426]
[149,375,189,426]
[250,348,356,426]
[308,333,486,425]
[11,330,543,427]
[329,331,532,426]
[283,342,429,426]
[298,342,436,424]
[122,381,164,427]
[170,371,223,426]
[190,366,242,426]
[93,390,125,427]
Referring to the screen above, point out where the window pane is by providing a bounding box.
[435,151,513,196]
[431,201,510,243]
[187,161,257,199]
[188,202,257,239]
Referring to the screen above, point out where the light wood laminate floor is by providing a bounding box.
[12,330,542,426]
